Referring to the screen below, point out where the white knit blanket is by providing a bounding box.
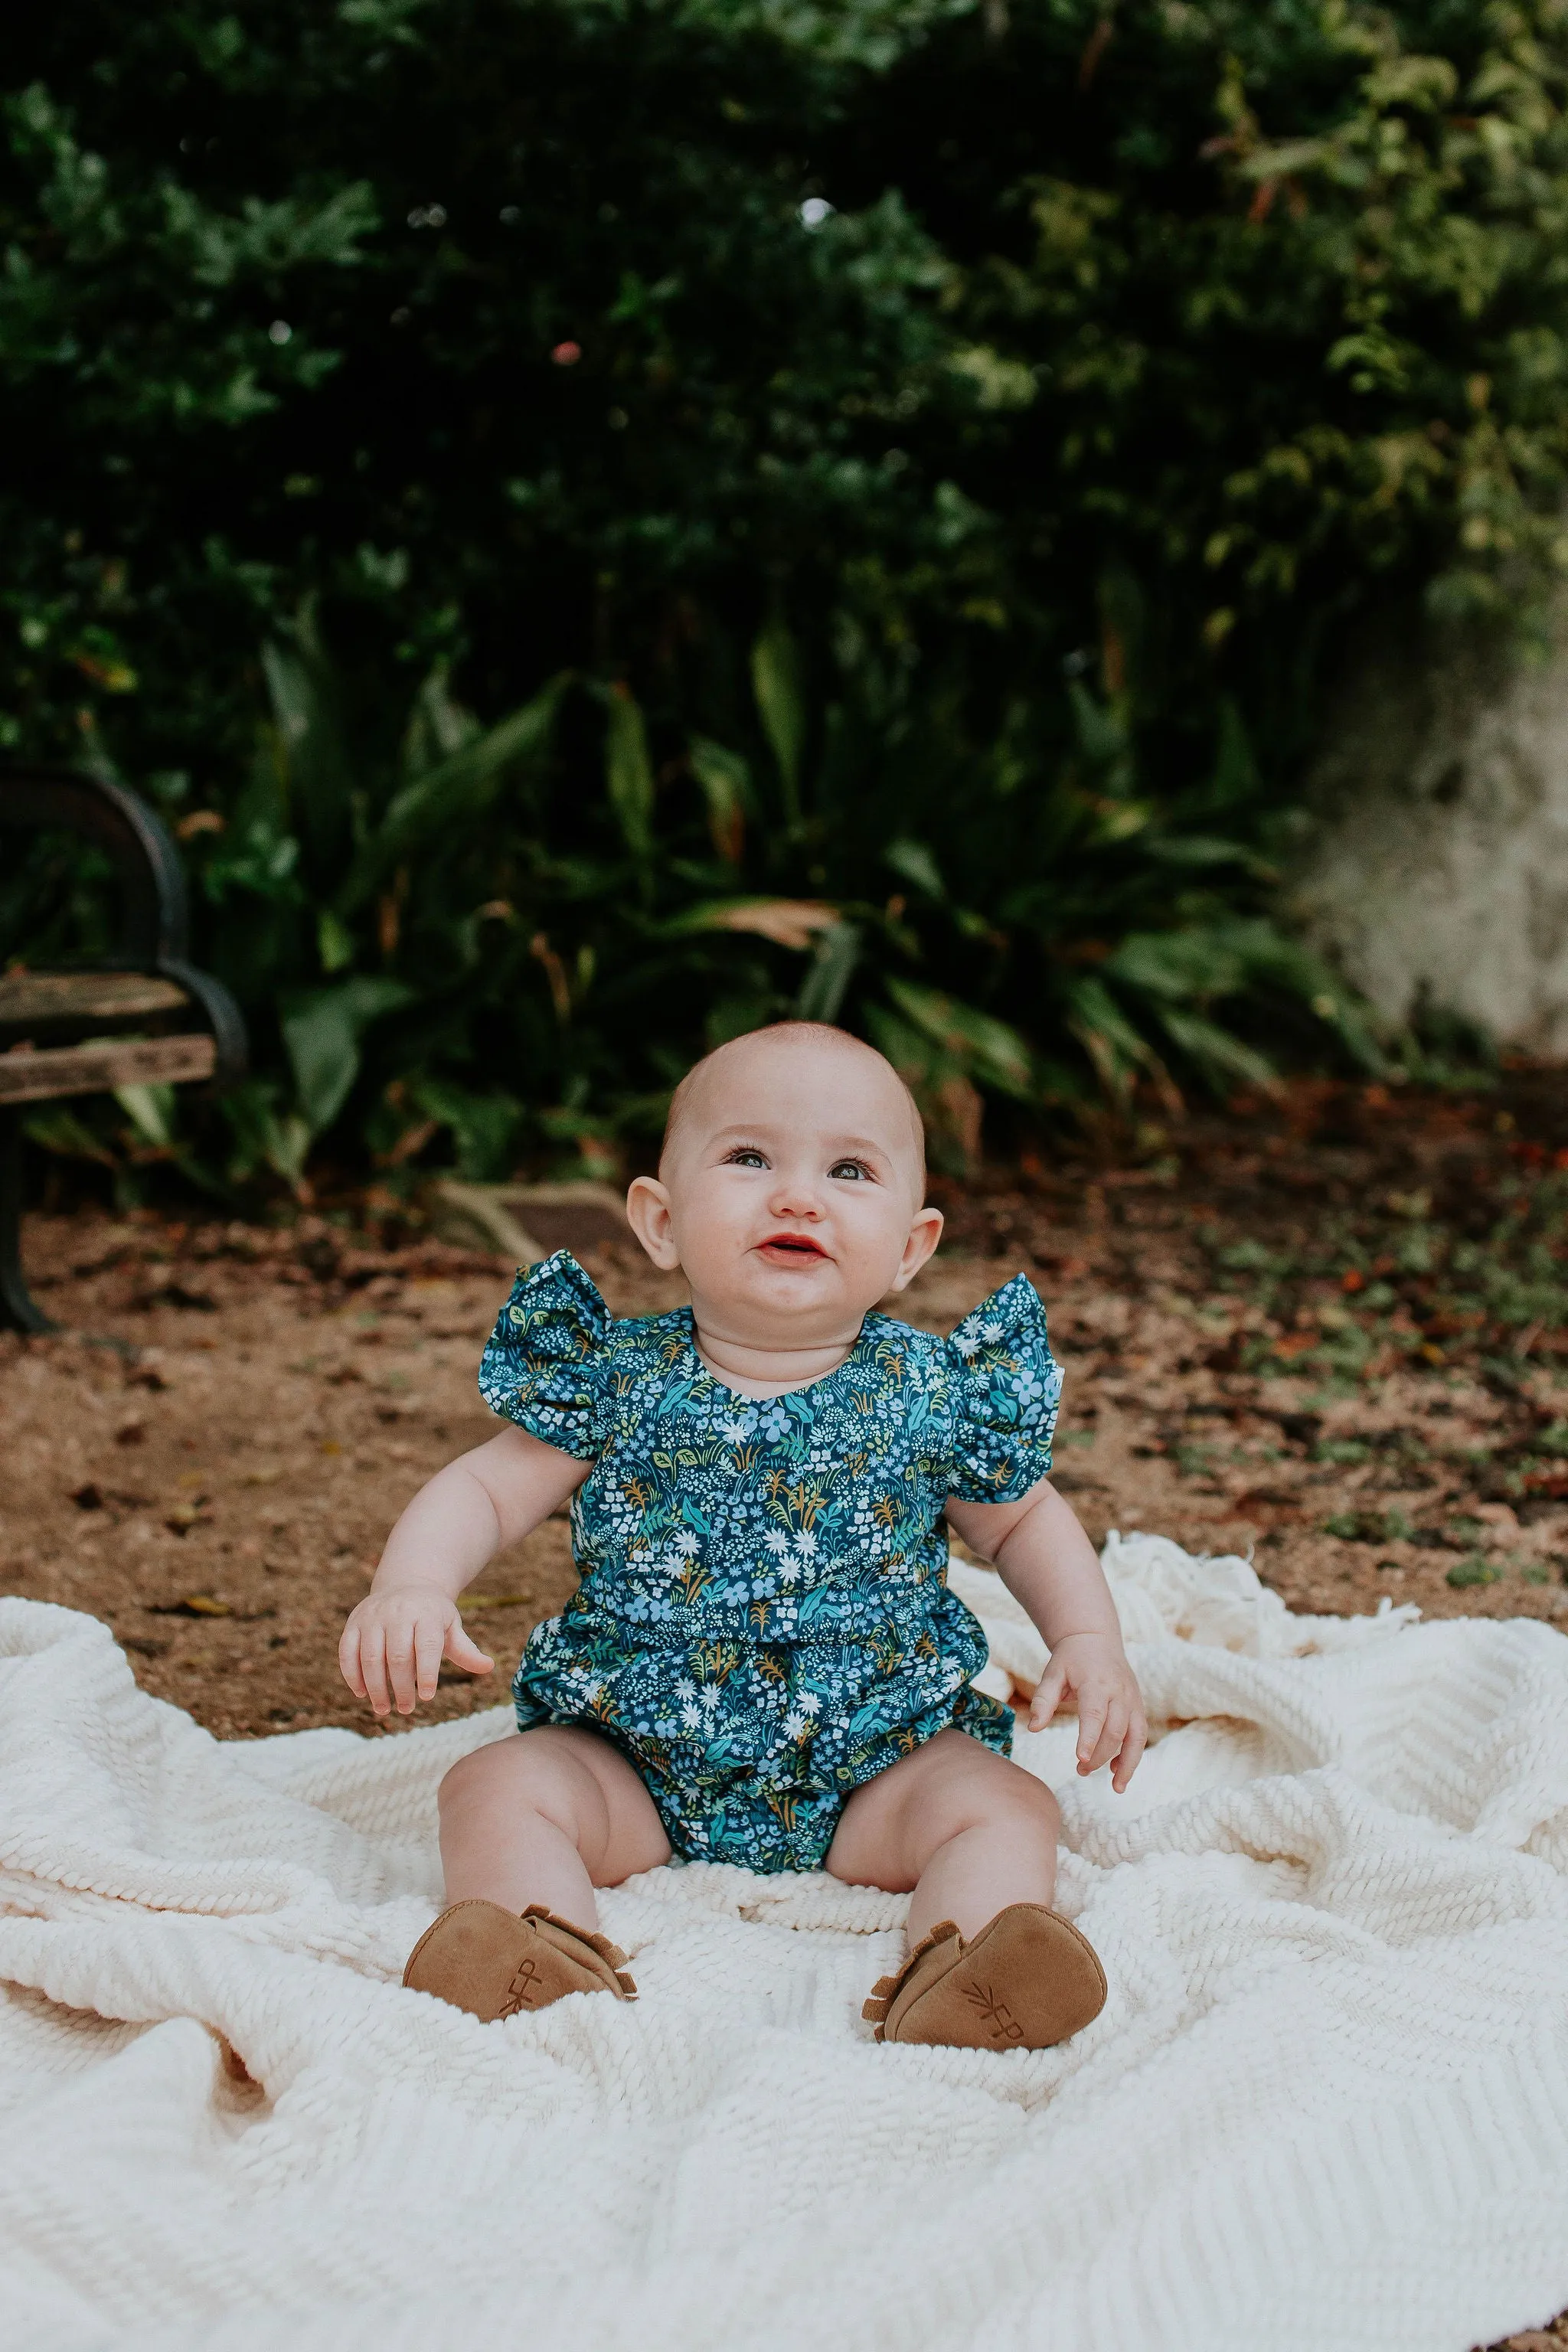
[3,1535,1568,2352]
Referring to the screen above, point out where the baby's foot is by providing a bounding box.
[403,1900,637,2020]
[862,1903,1105,2050]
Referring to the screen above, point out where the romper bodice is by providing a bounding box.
[479,1251,1061,1642]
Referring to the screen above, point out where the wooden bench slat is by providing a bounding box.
[0,1034,216,1105]
[0,972,191,1027]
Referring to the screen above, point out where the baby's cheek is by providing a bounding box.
[671,1184,753,1277]
[840,1199,915,1286]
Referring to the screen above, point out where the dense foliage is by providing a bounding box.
[6,0,1567,1194]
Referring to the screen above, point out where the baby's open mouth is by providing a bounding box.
[756,1233,828,1262]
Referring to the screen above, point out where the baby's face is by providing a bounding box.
[626,1032,942,1346]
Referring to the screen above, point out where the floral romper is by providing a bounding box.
[478,1252,1063,1873]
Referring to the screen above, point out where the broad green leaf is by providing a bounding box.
[604,683,655,859]
[1105,929,1247,1001]
[795,920,860,1023]
[317,908,356,972]
[884,838,946,898]
[263,1112,314,1190]
[1204,700,1259,813]
[751,617,806,824]
[861,1004,986,1174]
[113,1081,177,1148]
[1065,976,1180,1109]
[342,672,570,903]
[262,600,354,867]
[408,1076,524,1181]
[281,975,413,1135]
[21,1105,117,1168]
[1136,919,1386,1072]
[689,736,751,864]
[1068,681,1131,773]
[1092,799,1152,843]
[1143,835,1275,878]
[661,897,838,949]
[882,976,1034,1098]
[214,1078,312,1192]
[1155,1007,1280,1097]
[401,660,481,781]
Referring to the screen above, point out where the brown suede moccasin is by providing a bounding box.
[403,1899,637,2021]
[862,1902,1106,2050]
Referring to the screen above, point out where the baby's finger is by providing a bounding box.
[385,1629,419,1715]
[358,1622,390,1717]
[1111,1708,1148,1793]
[1085,1697,1128,1775]
[446,1619,495,1677]
[1027,1660,1067,1733]
[338,1622,367,1700]
[413,1612,445,1702]
[1076,1690,1110,1772]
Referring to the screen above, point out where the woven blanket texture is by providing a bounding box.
[2,1534,1566,2352]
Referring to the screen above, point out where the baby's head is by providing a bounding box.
[626,1023,943,1346]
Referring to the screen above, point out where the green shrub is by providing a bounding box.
[7,0,1568,1188]
[1446,1553,1501,1588]
[1324,1506,1415,1543]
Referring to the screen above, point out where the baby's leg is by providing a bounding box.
[437,1724,671,1930]
[824,1727,1059,1943]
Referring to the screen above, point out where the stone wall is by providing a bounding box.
[1290,610,1568,1054]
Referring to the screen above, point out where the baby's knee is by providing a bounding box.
[916,1748,1060,1854]
[985,1762,1061,1847]
[436,1741,513,1826]
[437,1732,581,1836]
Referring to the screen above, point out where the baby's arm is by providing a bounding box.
[946,1481,1147,1791]
[339,1427,588,1718]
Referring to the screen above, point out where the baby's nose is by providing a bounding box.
[766,1171,823,1215]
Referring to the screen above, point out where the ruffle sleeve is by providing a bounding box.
[477,1250,614,1462]
[943,1272,1062,1503]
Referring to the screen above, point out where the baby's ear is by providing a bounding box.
[626,1175,681,1271]
[889,1203,943,1290]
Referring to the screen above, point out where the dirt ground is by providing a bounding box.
[3,1072,1568,2351]
[9,1072,1568,1738]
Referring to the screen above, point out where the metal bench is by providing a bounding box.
[0,765,247,1333]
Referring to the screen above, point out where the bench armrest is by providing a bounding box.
[0,764,247,1083]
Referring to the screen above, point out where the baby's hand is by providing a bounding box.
[1027,1632,1147,1792]
[339,1582,494,1718]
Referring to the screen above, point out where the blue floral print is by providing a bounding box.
[478,1252,1063,1872]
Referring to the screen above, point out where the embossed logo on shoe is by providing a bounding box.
[500,1953,544,2015]
[961,1978,1024,2044]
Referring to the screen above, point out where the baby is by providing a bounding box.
[341,1021,1145,2047]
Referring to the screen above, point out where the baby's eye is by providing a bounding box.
[828,1158,875,1182]
[724,1148,769,1169]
